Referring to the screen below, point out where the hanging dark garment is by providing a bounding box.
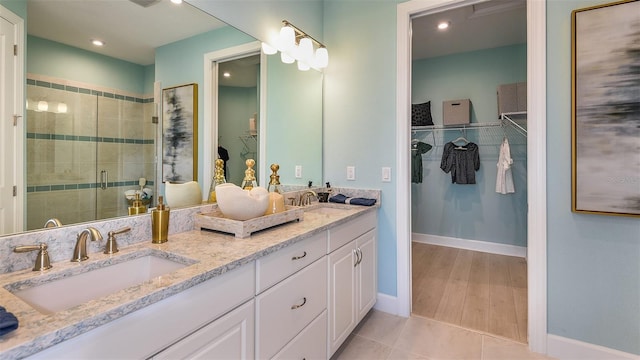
[440,142,480,184]
[218,146,230,176]
[411,141,432,183]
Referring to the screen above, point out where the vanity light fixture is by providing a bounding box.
[262,20,329,70]
[91,39,105,47]
[170,0,183,4]
[37,101,48,112]
[57,102,68,114]
[223,72,231,78]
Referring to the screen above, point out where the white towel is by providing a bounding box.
[496,137,515,194]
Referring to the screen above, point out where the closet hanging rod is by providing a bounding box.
[411,121,503,132]
[500,113,527,136]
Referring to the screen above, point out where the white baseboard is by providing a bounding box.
[547,334,640,360]
[374,292,402,316]
[412,233,527,258]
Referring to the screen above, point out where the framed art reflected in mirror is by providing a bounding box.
[162,83,198,183]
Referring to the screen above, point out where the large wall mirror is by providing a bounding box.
[0,0,323,236]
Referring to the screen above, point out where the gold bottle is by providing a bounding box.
[128,193,147,215]
[209,158,227,202]
[264,164,285,215]
[151,196,170,244]
[240,159,258,190]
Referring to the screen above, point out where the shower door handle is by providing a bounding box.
[101,170,108,190]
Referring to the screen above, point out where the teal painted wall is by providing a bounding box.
[546,0,640,354]
[27,36,150,95]
[411,45,527,247]
[218,85,258,186]
[323,0,400,296]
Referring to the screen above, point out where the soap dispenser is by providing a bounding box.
[208,158,227,202]
[151,196,170,244]
[264,164,285,215]
[128,193,147,215]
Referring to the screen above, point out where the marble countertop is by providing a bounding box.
[0,203,376,359]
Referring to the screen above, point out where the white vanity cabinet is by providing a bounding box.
[255,231,328,359]
[27,263,256,360]
[327,211,377,357]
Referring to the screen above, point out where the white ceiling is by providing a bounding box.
[412,0,526,60]
[26,0,226,66]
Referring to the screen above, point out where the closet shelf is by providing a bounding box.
[411,111,527,136]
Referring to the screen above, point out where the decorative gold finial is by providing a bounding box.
[241,159,258,190]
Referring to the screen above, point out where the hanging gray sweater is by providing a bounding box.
[440,142,480,184]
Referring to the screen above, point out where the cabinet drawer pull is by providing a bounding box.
[291,297,307,310]
[291,251,307,261]
[356,248,363,266]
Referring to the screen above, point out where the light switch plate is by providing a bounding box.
[295,165,302,178]
[346,166,355,181]
[382,167,391,182]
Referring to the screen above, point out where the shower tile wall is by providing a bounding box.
[26,79,156,230]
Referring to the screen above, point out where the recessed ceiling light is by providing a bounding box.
[437,21,450,30]
[223,72,231,78]
[91,39,105,47]
[170,0,182,4]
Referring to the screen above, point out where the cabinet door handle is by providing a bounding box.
[356,248,363,266]
[291,251,307,261]
[353,249,358,267]
[100,170,108,190]
[291,297,307,310]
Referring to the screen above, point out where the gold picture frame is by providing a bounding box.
[571,0,640,217]
[162,83,198,183]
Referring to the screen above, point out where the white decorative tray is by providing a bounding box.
[195,206,304,238]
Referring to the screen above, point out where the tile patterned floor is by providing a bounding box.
[331,310,555,360]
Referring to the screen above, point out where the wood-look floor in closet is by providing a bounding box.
[411,242,528,343]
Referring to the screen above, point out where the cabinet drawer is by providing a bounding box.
[256,257,328,359]
[256,231,327,294]
[328,211,376,253]
[272,310,327,360]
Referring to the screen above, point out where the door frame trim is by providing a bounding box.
[395,0,547,353]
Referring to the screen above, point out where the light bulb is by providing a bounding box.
[298,37,314,63]
[261,42,277,55]
[281,51,295,64]
[297,60,310,71]
[57,102,68,113]
[37,101,48,112]
[277,25,295,52]
[315,47,329,68]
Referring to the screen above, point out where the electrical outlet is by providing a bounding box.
[346,166,355,181]
[295,165,302,178]
[382,167,391,182]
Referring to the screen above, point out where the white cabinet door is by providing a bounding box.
[327,241,357,355]
[356,229,377,322]
[153,299,255,360]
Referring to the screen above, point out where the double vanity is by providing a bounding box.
[0,199,378,359]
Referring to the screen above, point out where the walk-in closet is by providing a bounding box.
[409,0,529,343]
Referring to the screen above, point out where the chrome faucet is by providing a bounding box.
[43,218,62,228]
[71,227,103,262]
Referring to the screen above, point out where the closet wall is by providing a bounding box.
[411,44,527,248]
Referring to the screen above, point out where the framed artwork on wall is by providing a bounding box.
[162,83,198,183]
[571,0,640,217]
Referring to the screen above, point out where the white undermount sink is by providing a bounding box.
[7,251,194,315]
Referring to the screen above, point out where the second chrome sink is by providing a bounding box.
[6,250,196,315]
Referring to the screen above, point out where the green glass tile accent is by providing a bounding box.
[35,133,51,139]
[92,90,101,96]
[91,136,100,142]
[91,183,99,188]
[103,137,114,143]
[27,133,35,139]
[35,185,50,192]
[27,79,36,85]
[52,83,65,90]
[78,136,91,141]
[51,185,65,191]
[27,186,35,193]
[78,183,91,189]
[35,80,51,87]
[126,139,135,144]
[135,139,143,144]
[115,94,125,100]
[53,134,65,140]
[104,92,115,98]
[65,86,79,92]
[79,88,91,94]
[65,184,78,190]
